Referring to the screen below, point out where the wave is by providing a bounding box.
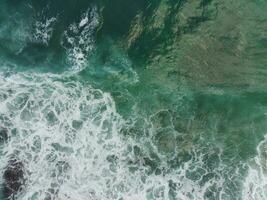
[0,72,247,200]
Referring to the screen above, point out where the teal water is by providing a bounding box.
[0,0,267,199]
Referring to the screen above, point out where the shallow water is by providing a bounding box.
[0,0,267,199]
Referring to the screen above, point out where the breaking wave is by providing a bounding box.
[0,72,247,200]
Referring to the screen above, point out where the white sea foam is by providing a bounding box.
[33,17,57,45]
[62,6,100,71]
[0,72,125,199]
[242,135,267,200]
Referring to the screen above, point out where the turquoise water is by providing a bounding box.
[0,0,267,199]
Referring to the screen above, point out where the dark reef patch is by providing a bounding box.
[2,157,25,200]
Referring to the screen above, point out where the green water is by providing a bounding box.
[0,0,267,199]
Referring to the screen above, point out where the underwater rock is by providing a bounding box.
[0,127,8,143]
[2,157,25,199]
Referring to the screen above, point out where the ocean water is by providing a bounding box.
[0,0,267,199]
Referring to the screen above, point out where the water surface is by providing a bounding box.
[0,0,267,199]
